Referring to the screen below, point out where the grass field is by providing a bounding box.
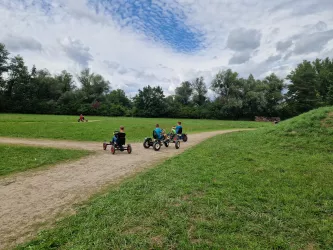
[0,114,271,142]
[17,107,333,249]
[0,145,91,176]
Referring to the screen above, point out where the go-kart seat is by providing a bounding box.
[177,127,182,134]
[115,132,126,146]
[153,130,158,139]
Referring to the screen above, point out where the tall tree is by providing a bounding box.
[78,68,110,102]
[6,56,30,98]
[192,76,207,106]
[175,81,193,105]
[211,69,244,119]
[0,43,9,89]
[262,73,284,116]
[133,85,167,117]
[211,69,240,100]
[286,60,320,114]
[4,56,31,112]
[312,58,333,104]
[107,89,131,108]
[242,75,266,117]
[55,70,76,93]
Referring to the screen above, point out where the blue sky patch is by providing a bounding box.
[87,0,205,53]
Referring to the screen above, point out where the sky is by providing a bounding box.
[1,0,333,97]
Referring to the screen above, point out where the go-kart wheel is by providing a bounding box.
[153,142,161,151]
[164,141,169,147]
[127,144,132,154]
[175,140,180,149]
[111,145,116,154]
[182,134,188,142]
[143,140,150,148]
[103,142,107,150]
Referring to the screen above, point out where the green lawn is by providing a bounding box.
[0,145,91,176]
[17,107,333,249]
[0,114,271,142]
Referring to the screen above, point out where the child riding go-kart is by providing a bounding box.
[143,124,180,151]
[103,127,132,154]
[174,122,188,142]
[78,114,88,122]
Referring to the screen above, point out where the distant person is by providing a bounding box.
[78,114,85,122]
[175,121,183,134]
[112,126,125,144]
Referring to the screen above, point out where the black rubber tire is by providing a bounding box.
[143,140,150,148]
[175,140,180,149]
[153,142,161,151]
[111,145,116,154]
[183,134,188,142]
[164,141,169,147]
[127,144,132,154]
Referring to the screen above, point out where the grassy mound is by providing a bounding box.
[269,106,333,136]
[17,109,333,249]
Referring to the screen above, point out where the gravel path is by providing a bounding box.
[0,129,252,249]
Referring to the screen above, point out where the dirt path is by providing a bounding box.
[0,129,252,249]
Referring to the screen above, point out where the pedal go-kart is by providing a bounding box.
[103,131,132,154]
[175,127,187,142]
[78,118,88,122]
[143,130,180,151]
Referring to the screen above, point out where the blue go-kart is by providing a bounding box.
[143,130,180,151]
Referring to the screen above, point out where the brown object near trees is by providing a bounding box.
[255,116,280,122]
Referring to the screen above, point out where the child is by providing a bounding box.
[111,126,125,144]
[175,121,182,134]
[171,126,176,134]
[79,114,84,122]
[154,124,164,140]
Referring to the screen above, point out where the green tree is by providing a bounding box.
[78,68,110,102]
[133,85,167,117]
[5,56,30,98]
[0,43,9,89]
[211,69,245,119]
[242,75,266,117]
[0,43,10,111]
[55,70,76,93]
[106,89,131,108]
[312,58,333,105]
[175,81,193,105]
[286,60,320,114]
[262,73,284,116]
[192,76,207,106]
[211,69,241,101]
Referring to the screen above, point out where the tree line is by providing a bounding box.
[1,43,333,120]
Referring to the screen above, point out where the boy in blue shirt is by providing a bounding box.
[154,124,164,140]
[175,121,183,134]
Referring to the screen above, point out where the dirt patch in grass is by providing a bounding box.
[321,112,333,128]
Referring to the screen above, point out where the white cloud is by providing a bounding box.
[0,0,333,96]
